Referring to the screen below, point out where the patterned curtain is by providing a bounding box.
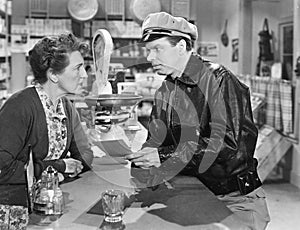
[238,75,293,134]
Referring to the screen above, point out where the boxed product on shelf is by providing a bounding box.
[0,38,5,56]
[0,0,6,13]
[135,73,165,97]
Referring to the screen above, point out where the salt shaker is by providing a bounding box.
[53,186,64,215]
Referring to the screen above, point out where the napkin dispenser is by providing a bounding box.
[32,166,64,215]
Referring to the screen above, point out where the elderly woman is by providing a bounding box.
[0,32,93,229]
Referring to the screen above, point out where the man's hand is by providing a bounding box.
[126,147,161,168]
[147,156,186,190]
[128,147,186,190]
[63,158,83,177]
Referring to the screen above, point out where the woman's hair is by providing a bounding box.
[166,36,194,51]
[29,32,89,84]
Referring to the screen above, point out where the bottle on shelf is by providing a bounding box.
[128,41,134,57]
[133,40,139,57]
[114,42,121,57]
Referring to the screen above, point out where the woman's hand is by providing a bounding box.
[62,158,83,177]
[126,147,161,168]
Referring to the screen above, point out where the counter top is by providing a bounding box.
[27,159,248,230]
[27,124,249,230]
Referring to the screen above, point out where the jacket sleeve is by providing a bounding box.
[142,87,178,150]
[67,101,93,171]
[145,70,258,176]
[192,70,258,174]
[0,96,31,184]
[189,71,248,174]
[34,159,66,177]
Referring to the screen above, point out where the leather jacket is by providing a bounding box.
[143,53,261,195]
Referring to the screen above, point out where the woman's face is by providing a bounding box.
[56,51,87,95]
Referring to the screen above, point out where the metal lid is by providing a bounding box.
[67,0,98,22]
[84,94,143,107]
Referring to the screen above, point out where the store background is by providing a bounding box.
[4,0,300,189]
[0,1,300,228]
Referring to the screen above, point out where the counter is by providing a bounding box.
[27,125,249,230]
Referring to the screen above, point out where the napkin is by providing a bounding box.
[95,155,128,165]
[93,139,133,157]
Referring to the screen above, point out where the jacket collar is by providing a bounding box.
[174,53,206,86]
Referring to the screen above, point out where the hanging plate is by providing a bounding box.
[130,0,161,24]
[67,0,98,22]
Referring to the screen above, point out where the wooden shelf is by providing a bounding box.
[110,56,149,68]
[84,37,142,40]
[29,35,44,39]
[113,37,141,40]
[0,4,9,67]
[255,125,293,182]
[25,16,71,19]
[84,56,149,69]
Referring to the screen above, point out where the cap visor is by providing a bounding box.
[140,33,171,43]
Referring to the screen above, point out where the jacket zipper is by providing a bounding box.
[170,79,178,128]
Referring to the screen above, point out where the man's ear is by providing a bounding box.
[178,39,187,55]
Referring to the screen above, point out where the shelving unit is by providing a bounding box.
[25,17,72,53]
[0,5,7,59]
[9,0,195,92]
[0,0,10,103]
[255,125,292,182]
[26,0,72,52]
[82,19,149,69]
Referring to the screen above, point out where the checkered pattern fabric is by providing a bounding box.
[265,80,282,131]
[279,81,293,134]
[238,75,293,134]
